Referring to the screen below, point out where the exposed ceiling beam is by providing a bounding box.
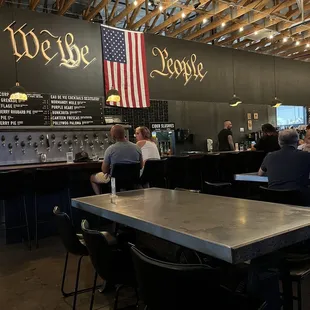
[128,2,144,27]
[149,0,210,34]
[184,0,267,41]
[129,1,175,30]
[29,0,40,10]
[201,0,294,43]
[109,0,144,26]
[108,0,120,21]
[84,0,109,21]
[169,1,230,38]
[58,0,76,15]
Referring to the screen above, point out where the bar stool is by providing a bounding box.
[0,170,31,249]
[166,156,189,189]
[34,167,70,248]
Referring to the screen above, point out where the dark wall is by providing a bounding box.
[168,101,276,151]
[145,33,310,106]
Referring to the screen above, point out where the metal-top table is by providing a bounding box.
[72,188,310,264]
[235,172,268,182]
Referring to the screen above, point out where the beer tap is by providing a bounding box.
[14,135,19,146]
[33,142,38,153]
[27,135,32,146]
[68,140,73,151]
[89,141,94,151]
[63,134,68,145]
[8,143,12,154]
[100,141,104,150]
[21,141,26,154]
[1,135,5,147]
[73,134,78,145]
[93,133,99,143]
[84,134,89,143]
[46,134,50,152]
[39,134,44,146]
[57,141,62,152]
[51,134,56,145]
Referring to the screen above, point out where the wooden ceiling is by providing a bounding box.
[3,0,310,61]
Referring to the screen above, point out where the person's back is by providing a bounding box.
[141,140,160,161]
[105,141,141,166]
[261,146,310,191]
[255,134,280,153]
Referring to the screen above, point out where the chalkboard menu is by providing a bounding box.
[0,92,104,127]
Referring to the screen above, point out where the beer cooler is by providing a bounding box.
[150,122,176,156]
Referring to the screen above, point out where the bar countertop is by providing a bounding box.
[0,160,103,171]
[72,188,310,264]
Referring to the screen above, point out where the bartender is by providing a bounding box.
[252,123,280,153]
[218,120,234,151]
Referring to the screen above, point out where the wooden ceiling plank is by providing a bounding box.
[128,2,144,27]
[58,0,76,15]
[184,0,269,41]
[84,0,109,21]
[148,13,161,30]
[129,1,174,30]
[108,0,120,21]
[169,1,231,38]
[202,0,295,43]
[30,0,40,10]
[109,0,144,25]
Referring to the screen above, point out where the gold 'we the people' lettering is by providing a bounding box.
[150,47,208,86]
[4,21,96,69]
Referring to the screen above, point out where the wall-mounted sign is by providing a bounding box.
[149,47,207,86]
[248,120,253,131]
[247,113,251,120]
[150,122,175,131]
[254,113,259,120]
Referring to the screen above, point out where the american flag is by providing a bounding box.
[101,25,150,108]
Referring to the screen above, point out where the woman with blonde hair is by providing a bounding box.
[135,126,160,166]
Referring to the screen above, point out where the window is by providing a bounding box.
[276,105,306,127]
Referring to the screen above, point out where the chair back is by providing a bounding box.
[81,220,133,284]
[141,159,167,188]
[131,246,220,310]
[0,170,25,197]
[259,186,307,206]
[166,156,189,189]
[111,163,141,191]
[53,206,88,256]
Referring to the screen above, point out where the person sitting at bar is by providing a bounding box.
[298,129,310,152]
[135,126,160,166]
[252,123,280,153]
[90,125,143,195]
[258,129,310,196]
[218,120,234,151]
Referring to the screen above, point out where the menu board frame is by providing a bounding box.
[0,91,106,130]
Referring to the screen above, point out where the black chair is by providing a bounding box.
[53,206,99,310]
[131,246,267,310]
[111,162,141,192]
[81,219,136,310]
[259,186,307,206]
[166,156,189,189]
[140,159,167,188]
[0,170,30,249]
[34,167,70,248]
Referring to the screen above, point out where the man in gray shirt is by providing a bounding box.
[90,125,142,194]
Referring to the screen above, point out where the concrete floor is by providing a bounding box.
[0,237,137,310]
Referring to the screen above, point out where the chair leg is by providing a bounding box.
[72,255,84,310]
[113,284,124,310]
[22,195,31,250]
[61,252,70,297]
[89,271,98,310]
[134,287,139,308]
[297,280,302,310]
[34,192,38,249]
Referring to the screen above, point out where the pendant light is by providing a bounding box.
[272,56,282,108]
[106,88,120,103]
[9,54,27,102]
[230,49,242,107]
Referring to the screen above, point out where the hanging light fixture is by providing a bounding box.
[272,56,282,108]
[229,49,242,107]
[9,54,27,102]
[106,88,120,103]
